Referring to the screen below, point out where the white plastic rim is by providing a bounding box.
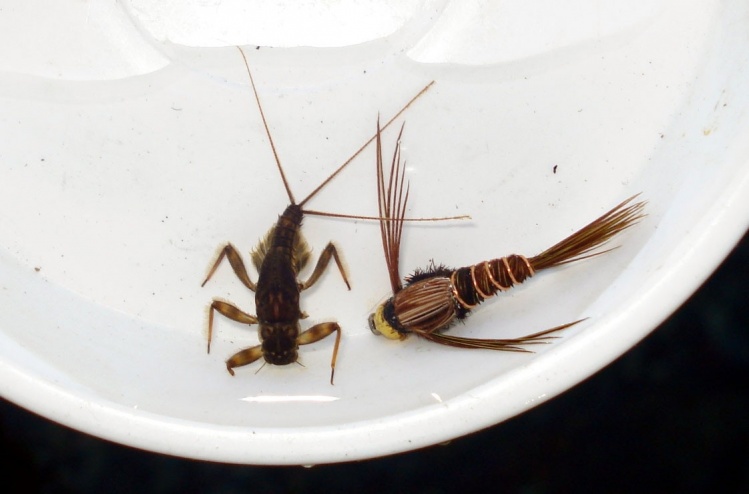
[1,1,747,465]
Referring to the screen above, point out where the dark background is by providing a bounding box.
[1,231,746,493]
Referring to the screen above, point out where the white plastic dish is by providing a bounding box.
[1,1,747,465]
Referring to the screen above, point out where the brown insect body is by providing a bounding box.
[202,47,435,382]
[252,205,306,366]
[369,125,646,350]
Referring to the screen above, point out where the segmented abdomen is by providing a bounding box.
[451,255,535,309]
[271,204,304,254]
